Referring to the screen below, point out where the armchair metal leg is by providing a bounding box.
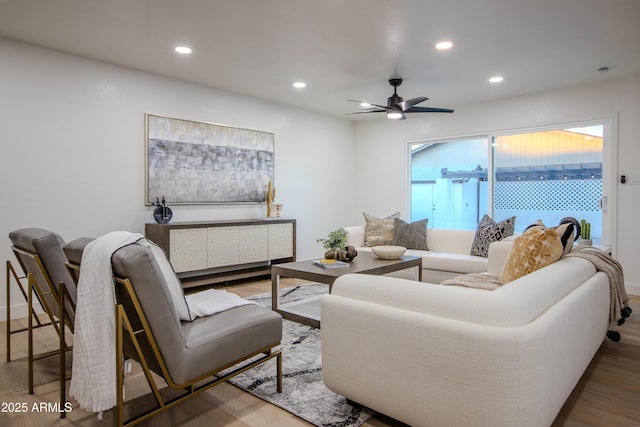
[59,283,66,418]
[27,273,34,395]
[277,351,283,393]
[5,260,51,363]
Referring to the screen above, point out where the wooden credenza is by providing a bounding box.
[145,219,296,288]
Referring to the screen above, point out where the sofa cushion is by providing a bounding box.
[363,211,400,246]
[344,225,366,247]
[392,218,428,250]
[418,251,488,274]
[470,215,516,257]
[499,225,564,284]
[426,228,477,254]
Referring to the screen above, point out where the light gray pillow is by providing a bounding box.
[392,218,429,250]
[363,211,400,246]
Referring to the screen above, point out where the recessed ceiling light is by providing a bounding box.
[175,46,192,54]
[435,41,453,50]
[489,76,504,83]
[293,81,307,88]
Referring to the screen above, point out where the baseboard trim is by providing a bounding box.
[0,302,44,321]
[626,282,640,297]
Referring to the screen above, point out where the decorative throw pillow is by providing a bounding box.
[469,215,516,257]
[524,219,575,256]
[499,225,564,284]
[363,211,400,246]
[392,218,429,250]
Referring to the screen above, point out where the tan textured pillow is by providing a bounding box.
[499,226,564,284]
[363,211,400,247]
[524,219,575,256]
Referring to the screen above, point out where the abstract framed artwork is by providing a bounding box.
[145,113,274,204]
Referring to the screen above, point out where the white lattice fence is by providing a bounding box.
[495,179,601,211]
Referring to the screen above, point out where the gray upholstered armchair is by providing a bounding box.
[70,238,283,426]
[8,227,77,417]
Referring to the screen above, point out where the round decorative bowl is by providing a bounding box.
[371,245,407,260]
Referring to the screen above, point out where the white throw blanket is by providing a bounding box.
[69,231,144,414]
[185,289,256,318]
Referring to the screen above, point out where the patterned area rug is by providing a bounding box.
[226,283,376,427]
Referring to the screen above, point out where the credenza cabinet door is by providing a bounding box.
[207,225,268,268]
[170,228,208,273]
[269,222,294,260]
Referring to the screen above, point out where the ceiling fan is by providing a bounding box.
[347,77,454,120]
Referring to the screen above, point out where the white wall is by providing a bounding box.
[3,37,638,321]
[0,38,359,318]
[353,74,640,295]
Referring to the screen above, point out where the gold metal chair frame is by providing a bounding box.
[5,260,52,362]
[113,275,283,427]
[8,248,74,419]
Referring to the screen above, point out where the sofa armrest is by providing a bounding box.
[344,225,365,247]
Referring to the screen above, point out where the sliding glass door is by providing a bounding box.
[492,125,604,242]
[408,118,615,249]
[409,137,489,229]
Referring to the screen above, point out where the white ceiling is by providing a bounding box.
[1,0,639,119]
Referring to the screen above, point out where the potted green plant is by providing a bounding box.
[579,219,592,246]
[316,227,348,259]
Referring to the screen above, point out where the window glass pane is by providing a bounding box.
[493,126,603,242]
[410,138,488,229]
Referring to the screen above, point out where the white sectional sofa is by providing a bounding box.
[321,240,610,427]
[344,225,495,283]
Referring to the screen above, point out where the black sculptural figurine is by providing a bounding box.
[153,196,173,224]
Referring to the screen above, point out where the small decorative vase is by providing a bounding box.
[337,245,358,262]
[153,197,172,224]
[324,249,338,259]
[579,238,592,246]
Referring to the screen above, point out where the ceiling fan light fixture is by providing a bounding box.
[387,111,404,119]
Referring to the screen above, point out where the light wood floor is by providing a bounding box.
[1,278,639,426]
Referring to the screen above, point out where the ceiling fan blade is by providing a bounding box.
[347,99,390,110]
[398,96,428,111]
[405,106,455,113]
[344,109,387,115]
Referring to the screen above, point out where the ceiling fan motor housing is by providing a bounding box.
[388,94,403,107]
